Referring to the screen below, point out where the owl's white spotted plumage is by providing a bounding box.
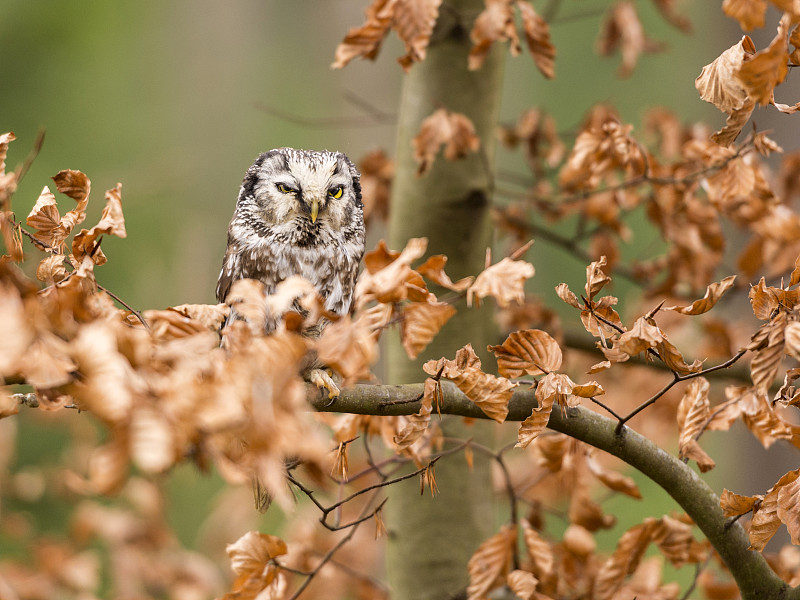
[217,148,366,333]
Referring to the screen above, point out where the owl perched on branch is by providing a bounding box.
[216,148,366,394]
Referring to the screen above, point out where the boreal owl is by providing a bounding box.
[216,148,366,391]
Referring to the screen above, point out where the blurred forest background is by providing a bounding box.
[5,0,800,582]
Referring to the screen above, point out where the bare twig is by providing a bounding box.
[96,283,150,330]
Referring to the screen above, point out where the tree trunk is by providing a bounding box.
[384,2,505,598]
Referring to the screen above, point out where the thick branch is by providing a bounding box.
[310,382,797,600]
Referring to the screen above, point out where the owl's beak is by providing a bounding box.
[310,199,319,224]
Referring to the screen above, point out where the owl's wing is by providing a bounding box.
[216,242,242,303]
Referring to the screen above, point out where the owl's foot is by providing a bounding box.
[308,368,340,406]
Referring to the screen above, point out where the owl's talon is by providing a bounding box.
[308,368,340,404]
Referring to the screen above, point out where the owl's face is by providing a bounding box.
[237,148,362,231]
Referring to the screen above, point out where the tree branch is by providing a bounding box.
[310,382,797,600]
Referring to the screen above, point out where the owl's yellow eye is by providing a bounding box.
[329,186,343,199]
[277,183,295,194]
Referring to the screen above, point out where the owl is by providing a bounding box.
[216,148,366,393]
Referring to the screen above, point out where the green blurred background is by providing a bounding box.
[8,0,798,590]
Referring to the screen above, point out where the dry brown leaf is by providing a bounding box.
[0,283,34,377]
[743,388,793,447]
[332,0,395,69]
[20,333,75,389]
[533,432,568,471]
[597,1,664,77]
[170,303,229,331]
[696,35,755,114]
[145,308,211,340]
[356,237,428,307]
[466,524,516,600]
[400,299,456,359]
[467,257,535,307]
[36,254,68,285]
[723,0,767,30]
[224,278,267,331]
[423,344,515,422]
[562,524,597,558]
[778,474,800,545]
[51,170,91,246]
[774,366,800,406]
[488,328,562,378]
[393,377,436,450]
[652,0,692,31]
[559,118,645,190]
[469,0,519,70]
[506,569,538,600]
[786,323,800,364]
[748,277,800,320]
[52,169,91,204]
[416,254,474,291]
[737,15,790,106]
[26,186,62,247]
[580,297,624,340]
[516,372,572,447]
[617,316,663,356]
[517,0,555,79]
[570,381,604,398]
[568,483,616,531]
[521,519,554,580]
[651,515,706,567]
[585,450,642,498]
[358,148,393,223]
[666,275,736,315]
[696,35,757,144]
[0,390,18,419]
[0,132,14,175]
[316,313,378,385]
[676,378,715,471]
[555,282,582,309]
[223,531,288,600]
[0,133,16,213]
[713,98,756,146]
[129,405,175,474]
[593,520,657,600]
[749,312,786,393]
[413,108,481,175]
[363,238,402,273]
[394,0,442,71]
[72,183,126,265]
[86,438,129,496]
[750,469,800,551]
[720,488,760,517]
[585,256,611,300]
[657,335,703,375]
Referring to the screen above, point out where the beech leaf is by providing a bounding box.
[394,0,442,71]
[517,0,555,79]
[400,299,456,359]
[332,0,394,69]
[413,108,481,175]
[665,275,736,315]
[423,344,515,422]
[466,524,516,600]
[488,328,562,378]
[467,257,535,307]
[720,488,760,517]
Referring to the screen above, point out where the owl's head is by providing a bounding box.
[236,148,362,229]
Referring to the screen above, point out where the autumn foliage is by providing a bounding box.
[7,1,800,599]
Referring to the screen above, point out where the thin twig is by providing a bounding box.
[615,348,749,434]
[97,283,150,330]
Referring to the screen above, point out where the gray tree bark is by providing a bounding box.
[384,2,506,598]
